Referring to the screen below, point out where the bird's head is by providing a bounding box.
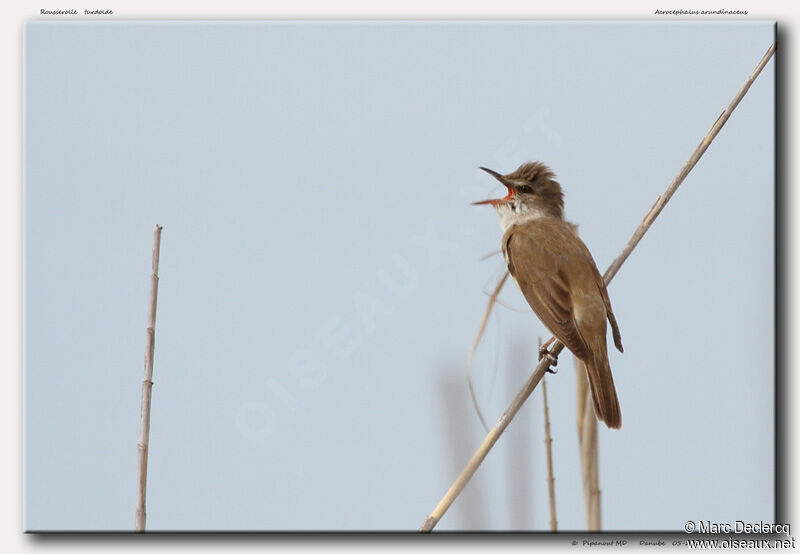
[473,162,565,226]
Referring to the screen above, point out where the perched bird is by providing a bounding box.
[473,162,624,429]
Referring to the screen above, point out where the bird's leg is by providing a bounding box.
[538,337,558,372]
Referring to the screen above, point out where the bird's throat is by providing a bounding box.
[495,200,560,233]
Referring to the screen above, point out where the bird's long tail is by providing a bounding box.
[583,339,621,429]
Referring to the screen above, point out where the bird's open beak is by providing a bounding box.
[472,166,515,206]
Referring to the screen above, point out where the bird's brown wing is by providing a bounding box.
[572,238,624,354]
[503,224,590,360]
[599,280,624,353]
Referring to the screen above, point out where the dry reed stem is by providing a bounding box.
[467,271,509,432]
[420,342,564,532]
[419,43,774,532]
[575,357,600,530]
[541,351,558,532]
[602,43,775,284]
[135,225,163,532]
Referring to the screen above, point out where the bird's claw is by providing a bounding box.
[538,346,559,373]
[538,346,557,363]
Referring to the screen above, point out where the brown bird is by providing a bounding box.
[473,162,624,429]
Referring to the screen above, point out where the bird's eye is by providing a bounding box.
[517,185,533,194]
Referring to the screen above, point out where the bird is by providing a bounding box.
[473,161,624,429]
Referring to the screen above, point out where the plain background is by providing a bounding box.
[21,17,776,534]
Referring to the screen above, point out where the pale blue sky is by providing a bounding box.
[23,21,775,531]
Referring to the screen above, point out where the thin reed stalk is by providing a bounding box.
[135,224,163,532]
[541,369,558,532]
[575,357,600,530]
[467,271,509,432]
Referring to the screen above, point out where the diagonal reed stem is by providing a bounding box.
[419,43,774,532]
